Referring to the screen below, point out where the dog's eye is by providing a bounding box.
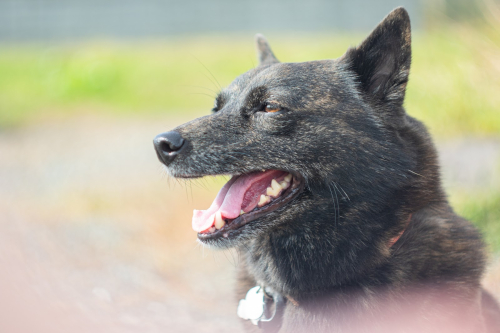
[264,103,281,113]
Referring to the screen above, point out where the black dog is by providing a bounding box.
[154,7,500,332]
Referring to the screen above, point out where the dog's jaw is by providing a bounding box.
[196,171,305,248]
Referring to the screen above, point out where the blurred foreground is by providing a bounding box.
[0,114,499,332]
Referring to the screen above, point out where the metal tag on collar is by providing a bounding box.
[237,286,285,332]
[258,287,285,333]
[237,286,266,325]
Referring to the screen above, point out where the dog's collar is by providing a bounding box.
[388,213,412,248]
[237,214,413,331]
[237,286,285,332]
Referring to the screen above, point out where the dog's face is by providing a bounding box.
[155,8,415,252]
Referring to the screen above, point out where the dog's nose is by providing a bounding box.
[153,131,185,165]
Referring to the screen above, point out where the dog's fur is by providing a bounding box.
[155,7,500,332]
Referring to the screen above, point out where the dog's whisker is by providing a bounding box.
[180,84,219,95]
[188,92,217,99]
[327,183,339,233]
[408,169,424,177]
[191,54,222,90]
[335,181,350,202]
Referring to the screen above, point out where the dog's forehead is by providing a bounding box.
[225,60,340,96]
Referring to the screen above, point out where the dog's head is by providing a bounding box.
[154,8,420,254]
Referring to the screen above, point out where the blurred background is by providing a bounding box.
[0,0,499,332]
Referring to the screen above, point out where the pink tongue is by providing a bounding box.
[192,170,286,233]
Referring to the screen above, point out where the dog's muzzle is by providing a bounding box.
[153,131,186,165]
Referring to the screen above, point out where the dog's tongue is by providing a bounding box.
[192,170,285,233]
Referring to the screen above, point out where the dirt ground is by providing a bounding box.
[0,115,499,333]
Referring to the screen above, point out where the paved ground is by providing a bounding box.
[0,115,499,333]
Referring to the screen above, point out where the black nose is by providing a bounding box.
[153,131,185,165]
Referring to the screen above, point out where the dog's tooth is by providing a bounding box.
[266,186,277,197]
[280,181,290,190]
[215,211,225,230]
[266,186,272,195]
[258,194,271,207]
[266,179,282,197]
[284,173,292,182]
[240,210,245,215]
[266,186,280,197]
[209,227,216,233]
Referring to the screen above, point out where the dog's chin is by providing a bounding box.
[169,168,306,249]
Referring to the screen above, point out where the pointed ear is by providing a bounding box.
[342,7,411,107]
[255,34,279,66]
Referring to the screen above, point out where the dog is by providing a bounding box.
[154,7,500,333]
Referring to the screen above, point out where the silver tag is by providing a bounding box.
[237,286,265,325]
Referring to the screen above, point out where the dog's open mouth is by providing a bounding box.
[194,170,304,240]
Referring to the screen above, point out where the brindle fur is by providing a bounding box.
[156,7,500,332]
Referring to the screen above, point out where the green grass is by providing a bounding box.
[450,191,500,253]
[0,27,499,136]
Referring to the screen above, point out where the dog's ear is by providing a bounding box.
[255,34,279,66]
[342,7,411,107]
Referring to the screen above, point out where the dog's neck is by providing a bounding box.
[242,201,415,301]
